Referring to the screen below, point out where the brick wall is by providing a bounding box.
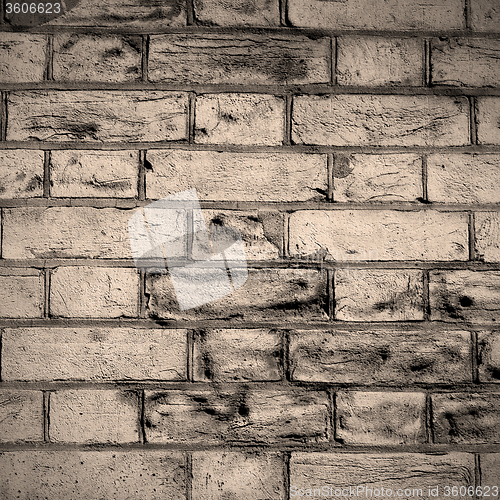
[0,0,499,498]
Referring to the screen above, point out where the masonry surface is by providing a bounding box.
[0,0,499,498]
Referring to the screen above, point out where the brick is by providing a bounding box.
[287,0,465,30]
[478,331,500,383]
[0,391,43,443]
[335,269,424,321]
[192,452,285,499]
[333,154,422,202]
[431,38,500,87]
[50,150,139,198]
[337,37,423,86]
[149,33,330,85]
[477,97,500,145]
[480,454,500,486]
[433,393,500,444]
[292,95,469,146]
[46,0,186,27]
[290,452,474,496]
[429,271,500,323]
[0,33,46,82]
[0,150,44,198]
[192,210,283,261]
[53,34,141,82]
[475,212,500,262]
[50,267,139,318]
[290,329,471,384]
[289,210,468,261]
[2,327,187,381]
[427,154,500,203]
[0,450,186,500]
[194,94,284,145]
[0,269,44,318]
[336,391,426,445]
[3,207,136,259]
[49,390,139,444]
[7,91,188,142]
[146,268,328,321]
[146,150,327,202]
[193,329,282,381]
[193,0,279,26]
[471,0,500,31]
[144,388,328,444]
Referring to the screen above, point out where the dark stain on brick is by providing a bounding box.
[123,36,142,53]
[65,122,100,140]
[333,155,354,178]
[444,411,460,438]
[459,296,474,307]
[60,36,78,52]
[15,171,26,180]
[25,174,43,191]
[489,367,500,379]
[103,47,124,58]
[409,359,434,372]
[201,352,215,380]
[0,184,5,194]
[220,112,238,122]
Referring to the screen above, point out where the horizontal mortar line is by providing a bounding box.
[1,83,500,96]
[1,25,500,37]
[0,318,498,332]
[1,380,499,392]
[2,199,500,211]
[1,259,500,270]
[2,142,500,154]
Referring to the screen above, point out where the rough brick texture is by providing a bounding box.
[2,0,499,496]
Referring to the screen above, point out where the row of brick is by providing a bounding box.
[3,91,499,145]
[1,267,500,322]
[0,208,498,260]
[1,326,499,384]
[2,34,500,87]
[2,388,500,445]
[0,450,498,500]
[3,150,500,204]
[2,0,499,31]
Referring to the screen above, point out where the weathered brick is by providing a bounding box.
[480,454,500,486]
[289,211,468,261]
[0,269,44,318]
[0,150,44,198]
[292,95,469,146]
[192,210,283,260]
[336,391,426,445]
[337,37,423,86]
[433,393,500,444]
[146,150,327,202]
[475,212,500,262]
[477,97,500,145]
[194,94,284,145]
[50,267,139,318]
[290,452,474,496]
[3,207,136,259]
[431,38,500,87]
[192,452,285,499]
[290,329,471,384]
[333,154,422,202]
[429,271,500,323]
[50,150,139,198]
[287,0,465,30]
[0,391,43,443]
[149,33,330,85]
[193,329,282,382]
[471,0,500,31]
[144,388,328,444]
[193,0,279,26]
[2,327,187,381]
[427,154,500,203]
[0,33,46,82]
[0,450,186,500]
[478,331,500,383]
[146,268,328,321]
[49,390,139,444]
[46,0,186,27]
[7,91,188,142]
[335,270,424,321]
[53,34,141,82]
